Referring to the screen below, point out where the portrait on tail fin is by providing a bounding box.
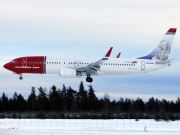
[153,40,171,60]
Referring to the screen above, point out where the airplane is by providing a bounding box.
[3,28,176,83]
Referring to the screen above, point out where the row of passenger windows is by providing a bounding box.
[101,63,135,66]
[47,62,90,65]
[28,61,135,66]
[28,62,44,64]
[47,62,135,66]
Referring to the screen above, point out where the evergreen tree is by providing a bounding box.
[133,97,145,112]
[176,97,180,112]
[1,92,9,111]
[49,85,62,111]
[87,85,99,111]
[110,100,116,111]
[66,86,76,111]
[118,97,125,112]
[155,98,160,112]
[37,87,49,111]
[162,99,170,112]
[61,84,67,112]
[73,90,78,112]
[0,98,2,112]
[9,92,18,111]
[16,94,27,111]
[78,81,88,111]
[169,101,176,112]
[146,97,156,112]
[27,87,37,112]
[124,98,132,112]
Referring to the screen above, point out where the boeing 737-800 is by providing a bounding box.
[3,28,176,83]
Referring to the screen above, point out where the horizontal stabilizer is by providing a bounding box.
[155,59,175,64]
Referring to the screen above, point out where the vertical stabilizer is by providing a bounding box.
[137,28,177,60]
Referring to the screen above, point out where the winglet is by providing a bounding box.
[116,53,121,58]
[105,47,113,57]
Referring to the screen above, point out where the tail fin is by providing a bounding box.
[137,28,177,60]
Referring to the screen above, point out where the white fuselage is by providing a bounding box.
[46,57,169,76]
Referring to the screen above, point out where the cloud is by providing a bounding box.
[1,0,180,49]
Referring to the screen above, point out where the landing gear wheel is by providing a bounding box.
[86,76,93,83]
[19,74,23,80]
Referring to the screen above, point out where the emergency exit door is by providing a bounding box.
[141,61,145,70]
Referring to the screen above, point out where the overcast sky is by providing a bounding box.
[0,0,180,101]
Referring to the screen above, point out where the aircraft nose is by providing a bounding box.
[3,63,10,70]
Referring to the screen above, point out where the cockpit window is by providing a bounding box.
[11,60,17,63]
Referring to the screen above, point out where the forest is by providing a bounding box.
[0,81,180,120]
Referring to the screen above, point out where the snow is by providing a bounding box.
[0,119,180,135]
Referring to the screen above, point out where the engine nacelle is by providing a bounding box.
[59,68,77,77]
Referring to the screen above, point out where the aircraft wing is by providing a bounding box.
[77,47,113,76]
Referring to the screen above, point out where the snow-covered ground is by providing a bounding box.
[0,119,180,135]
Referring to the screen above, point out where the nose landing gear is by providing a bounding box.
[19,74,23,80]
[86,75,93,83]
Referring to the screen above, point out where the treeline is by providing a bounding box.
[0,81,180,114]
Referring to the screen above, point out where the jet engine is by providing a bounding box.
[59,68,78,77]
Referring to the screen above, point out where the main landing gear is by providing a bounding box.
[86,75,93,83]
[19,74,23,80]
